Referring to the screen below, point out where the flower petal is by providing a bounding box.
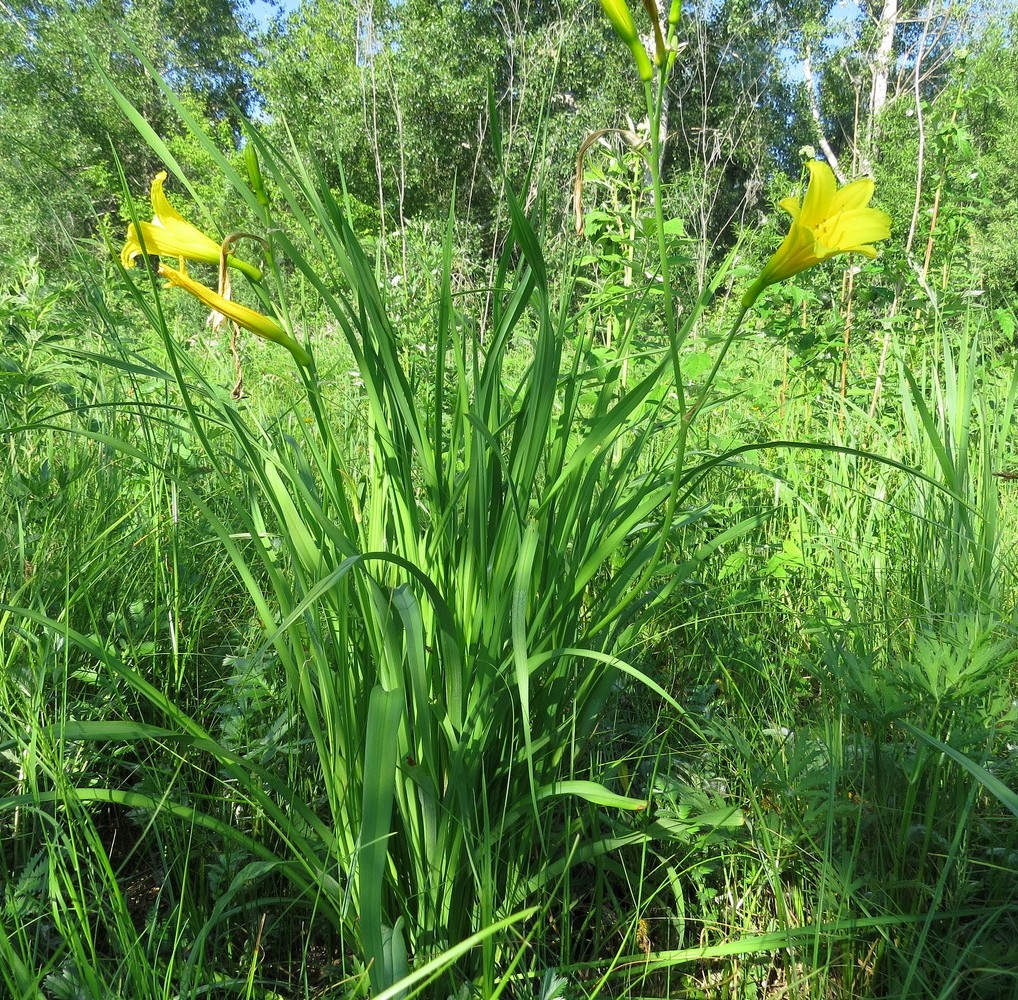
[778,196,801,219]
[816,207,892,253]
[150,172,189,228]
[829,176,875,215]
[121,225,143,267]
[798,161,837,228]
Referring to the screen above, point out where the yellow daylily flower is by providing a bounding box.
[121,172,262,282]
[599,0,654,81]
[742,161,891,309]
[159,261,312,367]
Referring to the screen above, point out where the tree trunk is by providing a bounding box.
[865,0,898,171]
[802,45,844,180]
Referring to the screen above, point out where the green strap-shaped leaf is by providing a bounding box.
[360,684,405,993]
[903,722,1018,821]
[512,522,541,819]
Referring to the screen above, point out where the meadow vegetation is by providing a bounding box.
[1,0,1017,997]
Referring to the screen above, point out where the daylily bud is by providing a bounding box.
[640,0,667,65]
[600,0,640,46]
[599,0,654,81]
[159,261,312,367]
[245,144,269,210]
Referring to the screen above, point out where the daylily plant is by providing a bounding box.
[742,161,892,309]
[122,172,262,282]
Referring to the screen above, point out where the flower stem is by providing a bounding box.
[630,302,751,612]
[227,255,263,283]
[645,77,683,416]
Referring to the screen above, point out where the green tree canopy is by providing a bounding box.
[0,0,255,266]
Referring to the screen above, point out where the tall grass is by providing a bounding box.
[704,298,1018,998]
